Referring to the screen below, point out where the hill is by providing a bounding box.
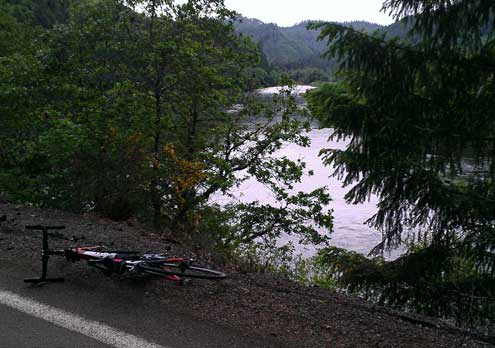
[235,17,408,83]
[236,18,386,69]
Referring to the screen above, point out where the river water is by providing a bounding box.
[227,127,399,258]
[224,86,403,259]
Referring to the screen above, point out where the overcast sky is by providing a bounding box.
[224,0,394,27]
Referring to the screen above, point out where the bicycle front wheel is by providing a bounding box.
[138,263,227,280]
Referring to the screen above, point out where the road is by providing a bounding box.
[0,263,278,348]
[0,302,112,348]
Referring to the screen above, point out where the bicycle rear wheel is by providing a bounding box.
[137,263,226,280]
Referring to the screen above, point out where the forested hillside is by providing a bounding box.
[235,18,389,83]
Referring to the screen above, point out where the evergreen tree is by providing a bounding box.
[308,0,495,327]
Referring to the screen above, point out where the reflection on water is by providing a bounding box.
[225,128,403,259]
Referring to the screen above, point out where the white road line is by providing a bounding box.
[0,290,169,348]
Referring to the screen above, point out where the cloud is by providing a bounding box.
[224,0,393,26]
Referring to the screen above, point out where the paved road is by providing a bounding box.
[0,303,111,348]
[0,262,278,348]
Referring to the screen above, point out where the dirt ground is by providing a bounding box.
[0,201,493,348]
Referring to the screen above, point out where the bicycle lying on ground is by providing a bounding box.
[24,225,226,285]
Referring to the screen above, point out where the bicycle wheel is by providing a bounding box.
[137,262,226,280]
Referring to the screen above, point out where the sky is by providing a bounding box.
[224,0,395,27]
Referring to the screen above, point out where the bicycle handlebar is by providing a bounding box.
[26,225,65,230]
[24,225,66,284]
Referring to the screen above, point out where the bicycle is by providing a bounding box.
[24,225,226,285]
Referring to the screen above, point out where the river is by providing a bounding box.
[224,86,403,259]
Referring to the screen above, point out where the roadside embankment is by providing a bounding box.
[0,202,492,348]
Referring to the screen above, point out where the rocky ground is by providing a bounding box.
[0,201,493,348]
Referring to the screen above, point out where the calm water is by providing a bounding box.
[221,86,403,259]
[225,128,402,259]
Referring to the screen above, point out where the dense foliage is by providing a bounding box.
[307,0,495,329]
[0,0,332,254]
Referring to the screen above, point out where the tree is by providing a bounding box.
[308,0,495,327]
[0,0,57,203]
[2,0,73,28]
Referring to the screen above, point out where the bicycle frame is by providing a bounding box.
[68,247,186,282]
[24,225,187,284]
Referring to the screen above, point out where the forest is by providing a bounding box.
[234,17,407,85]
[1,0,494,336]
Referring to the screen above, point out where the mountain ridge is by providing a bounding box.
[235,17,407,82]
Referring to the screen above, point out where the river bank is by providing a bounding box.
[0,201,491,348]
